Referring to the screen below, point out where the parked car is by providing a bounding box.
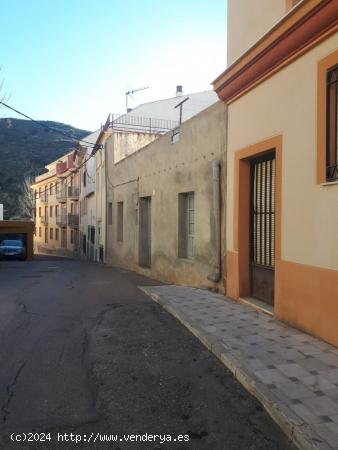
[0,240,26,260]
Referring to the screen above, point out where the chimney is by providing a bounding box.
[176,85,183,97]
[127,108,133,113]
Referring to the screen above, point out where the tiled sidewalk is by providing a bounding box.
[140,285,338,450]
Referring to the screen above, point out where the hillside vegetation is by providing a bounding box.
[0,118,89,219]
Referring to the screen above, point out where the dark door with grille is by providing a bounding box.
[250,153,275,305]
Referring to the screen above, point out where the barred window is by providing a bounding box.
[178,192,195,259]
[327,65,338,181]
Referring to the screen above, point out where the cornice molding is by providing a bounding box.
[213,0,338,103]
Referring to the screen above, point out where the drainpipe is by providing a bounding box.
[104,141,108,264]
[208,160,221,283]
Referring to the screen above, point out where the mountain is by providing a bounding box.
[0,118,90,220]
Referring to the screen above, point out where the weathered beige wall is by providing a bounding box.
[227,34,338,270]
[106,101,227,289]
[112,132,160,163]
[227,0,287,65]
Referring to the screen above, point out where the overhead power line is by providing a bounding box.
[32,146,100,199]
[0,101,101,149]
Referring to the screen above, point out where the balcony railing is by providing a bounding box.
[68,186,79,199]
[68,214,79,228]
[56,213,67,227]
[56,189,67,202]
[40,215,48,225]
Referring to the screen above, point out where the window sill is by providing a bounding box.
[320,180,338,187]
[178,257,195,264]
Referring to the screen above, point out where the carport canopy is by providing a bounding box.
[0,221,34,260]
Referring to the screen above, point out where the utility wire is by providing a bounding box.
[0,100,105,200]
[0,101,101,149]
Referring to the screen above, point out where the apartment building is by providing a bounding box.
[213,0,338,346]
[32,151,80,256]
[75,129,101,261]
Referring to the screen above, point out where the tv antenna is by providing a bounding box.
[125,86,149,112]
[174,96,189,125]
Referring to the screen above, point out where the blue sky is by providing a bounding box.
[0,0,227,130]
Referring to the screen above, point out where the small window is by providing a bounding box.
[55,205,59,217]
[50,228,53,240]
[50,205,53,217]
[326,65,338,181]
[117,202,124,241]
[39,227,42,238]
[55,228,59,241]
[83,234,87,254]
[83,171,87,187]
[39,207,41,217]
[108,202,113,225]
[70,230,74,244]
[178,192,195,259]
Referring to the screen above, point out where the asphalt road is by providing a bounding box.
[0,257,294,450]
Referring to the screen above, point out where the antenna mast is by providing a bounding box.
[125,86,149,112]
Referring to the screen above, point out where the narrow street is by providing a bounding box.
[0,257,294,449]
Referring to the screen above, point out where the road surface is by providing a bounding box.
[0,257,294,449]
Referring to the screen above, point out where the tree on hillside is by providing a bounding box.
[0,67,10,115]
[17,175,35,220]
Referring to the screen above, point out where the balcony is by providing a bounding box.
[68,186,79,200]
[56,189,67,203]
[56,213,67,227]
[68,213,79,228]
[40,215,48,225]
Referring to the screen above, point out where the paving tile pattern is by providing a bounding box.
[140,285,338,450]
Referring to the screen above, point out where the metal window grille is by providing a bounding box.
[251,156,275,268]
[326,65,338,181]
[178,192,195,259]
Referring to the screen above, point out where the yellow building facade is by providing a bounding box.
[32,152,80,256]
